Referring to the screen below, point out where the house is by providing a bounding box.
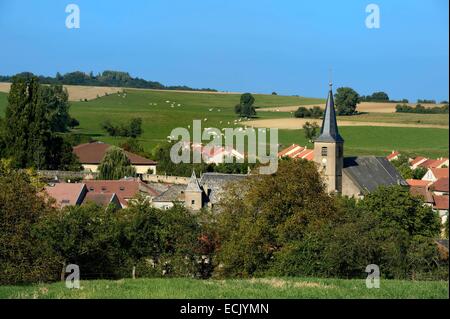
[418,158,449,169]
[179,141,245,165]
[83,178,161,208]
[44,183,88,208]
[422,168,449,182]
[201,145,245,164]
[151,184,186,210]
[83,192,121,209]
[430,178,449,196]
[406,178,448,225]
[410,156,428,169]
[386,151,400,161]
[73,141,157,175]
[152,172,247,211]
[410,156,449,169]
[312,83,407,197]
[278,144,314,160]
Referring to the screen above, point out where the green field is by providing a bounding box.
[0,89,448,157]
[0,277,447,299]
[278,127,449,157]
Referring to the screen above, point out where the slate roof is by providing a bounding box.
[73,141,157,165]
[315,83,344,143]
[343,156,408,193]
[199,172,247,204]
[83,192,120,207]
[152,184,186,203]
[185,171,202,192]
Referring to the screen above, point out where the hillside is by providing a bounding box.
[0,88,448,157]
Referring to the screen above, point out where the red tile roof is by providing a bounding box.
[83,179,159,207]
[386,151,400,161]
[433,195,449,210]
[296,149,314,160]
[431,168,449,180]
[44,183,87,207]
[406,179,431,187]
[278,144,303,157]
[73,142,157,165]
[410,156,427,166]
[431,178,449,193]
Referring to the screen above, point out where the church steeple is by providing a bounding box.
[315,82,344,143]
[313,82,344,194]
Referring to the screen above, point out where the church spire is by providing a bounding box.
[186,170,202,192]
[315,82,344,143]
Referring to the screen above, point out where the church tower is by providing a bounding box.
[313,83,344,193]
[185,171,203,210]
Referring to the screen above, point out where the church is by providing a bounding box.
[312,83,407,198]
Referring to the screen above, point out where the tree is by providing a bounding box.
[0,169,61,284]
[310,106,324,118]
[412,166,428,179]
[361,185,440,238]
[129,118,142,138]
[97,147,136,180]
[294,107,311,118]
[39,84,73,132]
[101,118,143,138]
[68,117,80,129]
[234,104,241,115]
[334,87,360,115]
[302,121,320,142]
[3,75,79,170]
[215,160,337,277]
[36,203,125,280]
[238,93,256,118]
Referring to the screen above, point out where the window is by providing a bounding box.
[101,186,107,191]
[191,200,195,205]
[119,186,125,191]
[321,147,328,156]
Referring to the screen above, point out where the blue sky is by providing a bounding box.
[0,0,448,101]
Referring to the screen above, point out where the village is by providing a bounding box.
[40,85,448,231]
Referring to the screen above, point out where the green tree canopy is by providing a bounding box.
[302,121,320,142]
[236,93,256,118]
[334,87,360,115]
[3,75,80,170]
[97,147,136,180]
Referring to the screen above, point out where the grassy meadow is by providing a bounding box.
[0,89,448,157]
[0,277,447,299]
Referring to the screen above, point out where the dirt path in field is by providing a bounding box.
[242,118,449,129]
[0,82,124,101]
[0,82,241,100]
[260,102,445,114]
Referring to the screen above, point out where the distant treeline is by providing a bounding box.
[0,71,217,92]
[396,103,449,114]
[360,91,410,103]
